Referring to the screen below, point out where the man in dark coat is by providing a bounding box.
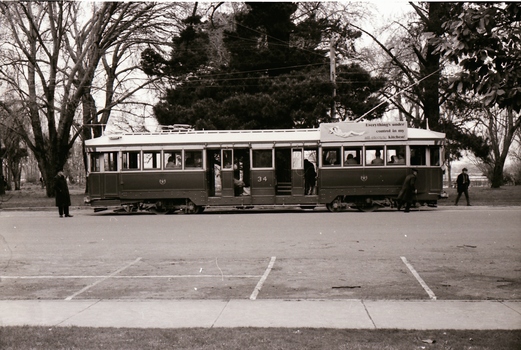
[54,170,73,217]
[304,159,316,195]
[454,168,471,206]
[397,168,418,213]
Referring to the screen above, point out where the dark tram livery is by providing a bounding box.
[85,121,446,213]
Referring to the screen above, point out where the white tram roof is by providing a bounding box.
[85,122,445,150]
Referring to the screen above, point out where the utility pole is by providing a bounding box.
[330,35,337,121]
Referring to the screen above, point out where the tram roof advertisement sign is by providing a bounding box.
[320,121,408,142]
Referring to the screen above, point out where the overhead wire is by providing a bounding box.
[158,11,393,93]
[158,14,338,85]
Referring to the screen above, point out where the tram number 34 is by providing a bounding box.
[257,176,268,182]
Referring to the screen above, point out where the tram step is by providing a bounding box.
[276,182,292,195]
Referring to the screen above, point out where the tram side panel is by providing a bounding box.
[119,171,207,205]
[88,171,208,207]
[318,167,407,204]
[88,173,121,206]
[318,167,442,205]
[250,168,276,204]
[415,167,444,204]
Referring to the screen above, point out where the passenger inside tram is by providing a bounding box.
[345,153,358,165]
[371,150,384,165]
[233,154,250,196]
[165,156,176,168]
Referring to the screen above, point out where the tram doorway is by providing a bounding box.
[275,148,318,196]
[275,149,292,195]
[207,149,221,197]
[302,149,318,196]
[207,148,251,198]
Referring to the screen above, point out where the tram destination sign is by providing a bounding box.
[320,121,408,142]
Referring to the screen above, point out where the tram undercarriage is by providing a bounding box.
[88,193,439,215]
[325,195,438,213]
[90,198,205,215]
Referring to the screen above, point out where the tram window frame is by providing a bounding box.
[90,153,102,172]
[292,149,303,169]
[184,150,203,169]
[304,149,317,170]
[429,146,441,166]
[410,145,427,166]
[164,150,182,170]
[103,152,118,171]
[366,146,385,166]
[386,146,406,165]
[343,147,362,166]
[222,149,233,169]
[322,147,341,167]
[252,149,273,169]
[143,151,161,170]
[122,151,141,171]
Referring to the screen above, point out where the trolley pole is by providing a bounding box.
[330,35,337,121]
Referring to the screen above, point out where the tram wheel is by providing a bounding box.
[150,208,173,215]
[326,198,344,212]
[120,204,138,213]
[355,203,378,212]
[184,200,202,214]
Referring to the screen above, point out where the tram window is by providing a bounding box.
[223,150,233,169]
[323,148,341,166]
[292,149,303,169]
[410,146,426,166]
[103,152,118,171]
[252,150,273,168]
[304,150,317,169]
[366,147,384,166]
[344,147,362,166]
[90,153,101,172]
[122,151,141,170]
[387,146,406,165]
[430,146,441,166]
[185,150,203,169]
[165,151,182,169]
[143,151,161,170]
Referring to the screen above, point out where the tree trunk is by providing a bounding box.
[7,160,22,190]
[418,2,445,131]
[43,165,59,197]
[491,161,505,188]
[6,168,12,191]
[0,137,4,195]
[446,161,452,188]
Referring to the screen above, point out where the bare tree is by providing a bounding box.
[0,102,28,190]
[0,2,182,196]
[470,106,520,187]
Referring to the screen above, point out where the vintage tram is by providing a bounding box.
[84,121,446,213]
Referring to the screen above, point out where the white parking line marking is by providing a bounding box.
[401,256,437,300]
[1,274,261,279]
[250,256,276,300]
[64,257,142,301]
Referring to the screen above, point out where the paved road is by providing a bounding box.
[1,206,519,302]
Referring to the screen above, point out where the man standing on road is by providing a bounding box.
[397,168,418,213]
[455,168,471,206]
[54,170,73,218]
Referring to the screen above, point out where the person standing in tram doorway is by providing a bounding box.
[304,159,316,195]
[454,168,471,206]
[397,168,418,212]
[54,170,73,218]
